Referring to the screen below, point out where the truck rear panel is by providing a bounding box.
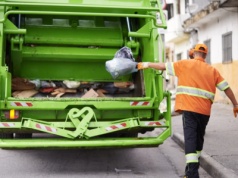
[0,0,171,149]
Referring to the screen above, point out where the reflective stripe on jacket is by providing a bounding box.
[166,57,229,115]
[177,86,215,102]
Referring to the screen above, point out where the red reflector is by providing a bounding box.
[4,110,19,119]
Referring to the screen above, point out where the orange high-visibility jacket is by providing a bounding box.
[166,57,229,116]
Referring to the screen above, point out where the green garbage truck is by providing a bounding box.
[0,0,171,148]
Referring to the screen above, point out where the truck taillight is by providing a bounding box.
[4,110,19,119]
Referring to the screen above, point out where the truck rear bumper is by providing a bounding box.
[0,136,168,149]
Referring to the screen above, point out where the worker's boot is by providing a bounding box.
[184,163,199,178]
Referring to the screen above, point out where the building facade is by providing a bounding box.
[164,0,238,103]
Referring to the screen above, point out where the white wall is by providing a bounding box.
[165,0,192,61]
[165,14,187,42]
[174,41,191,60]
[198,9,238,64]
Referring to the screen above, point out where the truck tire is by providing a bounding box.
[15,133,32,139]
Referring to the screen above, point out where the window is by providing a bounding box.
[177,53,182,61]
[222,32,232,63]
[204,39,211,64]
[185,0,189,13]
[166,3,174,20]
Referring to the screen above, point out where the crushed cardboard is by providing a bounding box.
[12,90,38,98]
[12,77,36,91]
[114,82,132,88]
[81,89,105,98]
[81,89,99,98]
[96,89,106,97]
[51,87,77,98]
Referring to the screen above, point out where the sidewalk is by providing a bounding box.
[171,102,238,178]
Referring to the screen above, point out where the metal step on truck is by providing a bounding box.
[0,0,171,149]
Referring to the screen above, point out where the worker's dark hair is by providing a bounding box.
[199,47,207,58]
[194,48,207,59]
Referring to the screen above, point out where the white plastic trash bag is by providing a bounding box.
[105,47,138,79]
[114,46,135,61]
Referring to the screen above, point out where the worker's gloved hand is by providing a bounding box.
[137,62,150,70]
[233,105,238,117]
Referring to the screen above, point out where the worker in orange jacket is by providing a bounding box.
[137,43,238,178]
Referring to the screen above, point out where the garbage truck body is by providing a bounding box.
[0,0,171,149]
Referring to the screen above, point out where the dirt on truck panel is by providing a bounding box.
[0,0,171,149]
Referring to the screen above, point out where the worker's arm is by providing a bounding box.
[224,87,238,117]
[137,62,166,70]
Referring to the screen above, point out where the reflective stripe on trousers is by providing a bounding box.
[186,153,199,163]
